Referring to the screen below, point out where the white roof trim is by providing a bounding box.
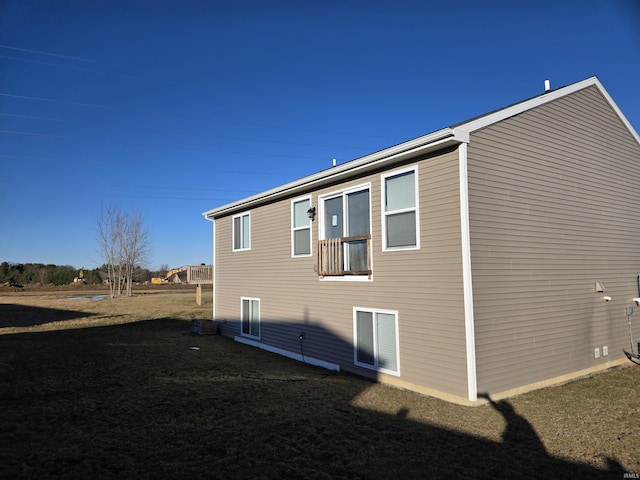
[203,76,640,219]
[454,76,640,146]
[203,127,462,218]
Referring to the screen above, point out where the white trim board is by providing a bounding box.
[234,336,341,372]
[458,142,477,402]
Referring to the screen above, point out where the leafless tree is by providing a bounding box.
[95,204,150,298]
[122,209,150,296]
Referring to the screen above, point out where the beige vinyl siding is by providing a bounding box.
[214,148,469,398]
[468,85,640,394]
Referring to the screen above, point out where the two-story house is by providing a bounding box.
[203,76,640,405]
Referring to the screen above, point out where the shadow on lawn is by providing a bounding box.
[0,303,99,328]
[211,317,629,479]
[0,317,631,479]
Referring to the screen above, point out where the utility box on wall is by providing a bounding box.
[191,319,218,335]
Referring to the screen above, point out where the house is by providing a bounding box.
[202,76,640,405]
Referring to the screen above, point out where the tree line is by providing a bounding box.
[0,263,101,286]
[0,262,169,287]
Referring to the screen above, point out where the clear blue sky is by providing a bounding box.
[1,0,639,271]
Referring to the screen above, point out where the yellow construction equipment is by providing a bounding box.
[151,267,187,285]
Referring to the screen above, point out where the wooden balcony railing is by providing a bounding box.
[317,234,372,278]
[186,265,213,284]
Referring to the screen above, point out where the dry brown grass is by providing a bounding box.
[1,287,639,479]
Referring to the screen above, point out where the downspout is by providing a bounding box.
[458,141,478,402]
[204,215,216,320]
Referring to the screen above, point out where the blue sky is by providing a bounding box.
[1,0,639,271]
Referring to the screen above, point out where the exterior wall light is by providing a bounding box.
[307,207,316,221]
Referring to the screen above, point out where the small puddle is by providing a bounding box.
[65,295,106,301]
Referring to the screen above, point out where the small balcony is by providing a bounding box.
[317,234,372,278]
[186,265,213,284]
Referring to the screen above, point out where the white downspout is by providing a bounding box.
[204,215,216,320]
[459,142,478,402]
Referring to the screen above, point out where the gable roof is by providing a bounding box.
[203,76,639,219]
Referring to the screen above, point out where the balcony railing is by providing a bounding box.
[317,234,372,278]
[186,265,213,284]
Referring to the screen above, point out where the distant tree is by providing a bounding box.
[122,209,150,296]
[0,263,89,286]
[159,264,169,277]
[95,205,125,297]
[135,267,152,283]
[94,204,150,298]
[48,265,76,285]
[84,268,103,285]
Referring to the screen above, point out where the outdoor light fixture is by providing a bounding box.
[307,206,316,221]
[595,281,605,293]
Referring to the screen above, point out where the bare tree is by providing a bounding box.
[95,204,150,298]
[122,209,150,296]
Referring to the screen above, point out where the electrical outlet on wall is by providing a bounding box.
[594,347,600,359]
[602,346,608,356]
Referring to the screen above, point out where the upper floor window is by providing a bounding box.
[292,197,312,257]
[318,184,372,278]
[382,167,419,250]
[233,212,250,251]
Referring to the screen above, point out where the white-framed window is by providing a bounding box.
[318,183,372,280]
[241,297,260,339]
[291,197,312,257]
[232,212,251,251]
[382,166,419,251]
[353,307,400,375]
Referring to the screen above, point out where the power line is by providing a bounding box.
[0,129,328,160]
[0,187,232,203]
[0,112,370,151]
[0,176,258,194]
[0,44,129,67]
[0,44,193,81]
[0,154,314,177]
[0,91,400,140]
[0,55,144,80]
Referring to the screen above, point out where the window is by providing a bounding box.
[233,212,250,251]
[382,167,419,250]
[241,297,260,338]
[292,197,312,257]
[318,184,372,278]
[353,307,399,375]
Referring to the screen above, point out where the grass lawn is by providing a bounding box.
[1,287,639,479]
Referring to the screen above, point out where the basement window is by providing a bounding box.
[353,307,399,375]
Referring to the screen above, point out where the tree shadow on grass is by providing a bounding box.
[0,317,632,479]
[0,303,99,328]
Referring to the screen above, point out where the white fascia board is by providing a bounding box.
[454,76,640,146]
[202,127,462,219]
[592,78,640,146]
[454,76,600,136]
